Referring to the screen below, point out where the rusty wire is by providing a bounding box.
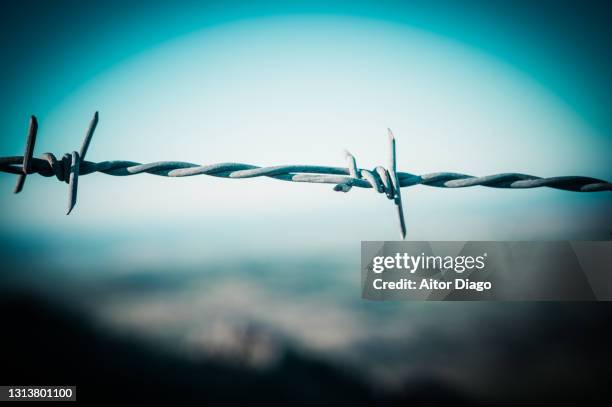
[1,113,611,239]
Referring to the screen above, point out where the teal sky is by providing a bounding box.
[2,0,611,134]
[1,1,610,259]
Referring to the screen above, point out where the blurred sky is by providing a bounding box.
[1,0,611,257]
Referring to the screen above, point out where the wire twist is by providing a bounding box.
[1,113,610,238]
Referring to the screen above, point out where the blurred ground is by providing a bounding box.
[1,244,611,405]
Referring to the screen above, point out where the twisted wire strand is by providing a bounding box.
[1,112,611,239]
[1,156,610,192]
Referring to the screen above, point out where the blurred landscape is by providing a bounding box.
[2,233,611,405]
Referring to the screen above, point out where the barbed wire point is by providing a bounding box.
[67,151,80,215]
[13,115,39,194]
[387,127,395,141]
[79,111,99,161]
[386,129,406,239]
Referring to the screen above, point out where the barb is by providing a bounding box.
[13,116,38,193]
[1,114,611,239]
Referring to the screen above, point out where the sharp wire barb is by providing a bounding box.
[1,114,611,237]
[67,151,80,215]
[387,129,406,239]
[14,115,38,193]
[79,111,98,161]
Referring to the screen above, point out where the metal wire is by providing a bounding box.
[1,113,611,238]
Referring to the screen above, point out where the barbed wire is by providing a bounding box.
[1,113,610,238]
